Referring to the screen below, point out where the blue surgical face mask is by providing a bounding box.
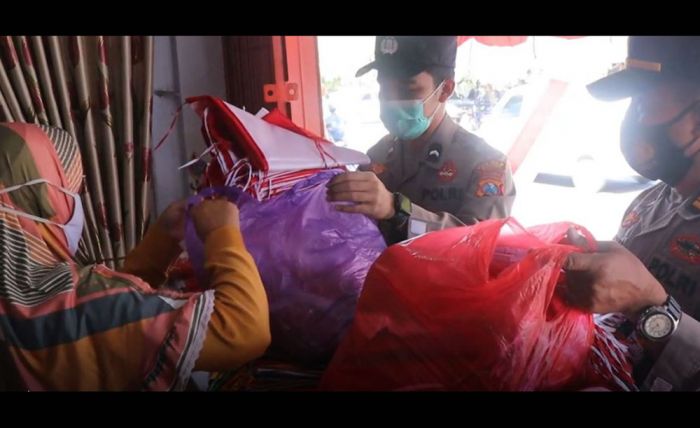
[0,178,85,255]
[380,81,445,141]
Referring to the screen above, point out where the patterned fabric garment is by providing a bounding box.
[0,123,214,391]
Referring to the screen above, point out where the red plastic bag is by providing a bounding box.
[320,218,635,391]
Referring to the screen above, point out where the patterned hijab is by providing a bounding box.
[0,123,214,390]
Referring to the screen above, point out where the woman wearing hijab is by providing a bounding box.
[0,122,270,390]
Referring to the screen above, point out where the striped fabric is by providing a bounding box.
[0,123,214,390]
[37,125,82,192]
[209,359,323,391]
[588,324,638,391]
[587,313,638,391]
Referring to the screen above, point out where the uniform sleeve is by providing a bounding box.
[615,210,635,244]
[458,157,516,224]
[642,313,700,391]
[379,158,515,244]
[398,157,515,235]
[378,202,466,245]
[123,222,270,373]
[407,203,467,229]
[362,136,390,171]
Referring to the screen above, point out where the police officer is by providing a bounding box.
[325,36,515,244]
[565,36,700,390]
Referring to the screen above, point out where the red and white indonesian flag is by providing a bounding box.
[187,95,370,173]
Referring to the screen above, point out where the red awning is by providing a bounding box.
[457,36,583,47]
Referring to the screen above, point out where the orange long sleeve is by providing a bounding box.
[193,226,270,371]
[123,223,270,372]
[122,222,182,288]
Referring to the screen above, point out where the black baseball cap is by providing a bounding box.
[356,36,457,79]
[588,36,700,101]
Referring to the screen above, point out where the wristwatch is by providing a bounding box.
[637,295,682,342]
[390,192,411,226]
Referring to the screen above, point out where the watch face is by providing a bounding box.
[643,313,674,339]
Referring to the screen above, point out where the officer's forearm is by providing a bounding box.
[378,215,409,245]
[378,202,468,245]
[410,203,468,229]
[642,313,700,391]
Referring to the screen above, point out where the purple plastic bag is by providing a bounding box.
[185,170,387,364]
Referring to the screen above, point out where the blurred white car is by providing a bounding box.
[324,88,385,154]
[445,94,475,123]
[466,80,649,193]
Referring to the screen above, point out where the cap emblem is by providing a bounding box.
[380,37,399,55]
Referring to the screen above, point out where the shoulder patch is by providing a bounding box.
[474,160,506,197]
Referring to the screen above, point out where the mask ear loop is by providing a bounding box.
[423,80,447,122]
[0,178,78,198]
[0,179,82,220]
[0,179,84,263]
[0,202,67,229]
[423,80,446,104]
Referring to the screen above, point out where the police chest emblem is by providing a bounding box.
[621,211,640,229]
[437,160,457,183]
[670,235,700,265]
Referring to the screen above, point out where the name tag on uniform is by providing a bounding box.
[409,219,428,238]
[408,219,442,239]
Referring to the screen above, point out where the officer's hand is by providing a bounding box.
[191,198,240,241]
[563,231,668,318]
[326,171,395,220]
